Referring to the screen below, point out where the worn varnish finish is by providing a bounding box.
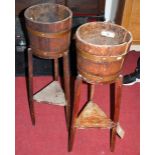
[33,81,67,106]
[25,3,72,128]
[54,59,59,81]
[69,22,132,152]
[75,101,116,129]
[28,48,35,125]
[110,75,123,152]
[76,22,132,83]
[63,52,71,129]
[68,75,82,152]
[24,3,72,59]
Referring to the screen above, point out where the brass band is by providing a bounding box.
[27,26,70,39]
[31,48,68,59]
[77,48,126,63]
[78,68,118,84]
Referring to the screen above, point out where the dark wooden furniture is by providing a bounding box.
[121,0,140,44]
[16,0,105,15]
[116,0,140,44]
[68,22,132,152]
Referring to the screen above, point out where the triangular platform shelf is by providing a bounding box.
[33,81,67,106]
[75,101,116,129]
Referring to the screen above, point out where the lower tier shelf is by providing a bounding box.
[33,81,67,106]
[75,101,116,129]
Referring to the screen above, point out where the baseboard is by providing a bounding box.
[130,45,140,52]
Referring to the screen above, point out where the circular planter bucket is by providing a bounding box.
[24,3,72,59]
[76,22,132,83]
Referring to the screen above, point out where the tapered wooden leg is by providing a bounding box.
[54,59,59,81]
[28,48,35,125]
[63,53,71,129]
[110,75,123,152]
[68,75,82,152]
[89,84,95,101]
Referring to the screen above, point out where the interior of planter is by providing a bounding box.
[25,3,71,23]
[77,22,132,45]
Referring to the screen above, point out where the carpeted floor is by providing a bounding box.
[15,51,140,155]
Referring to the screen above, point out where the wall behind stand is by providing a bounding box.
[15,0,105,76]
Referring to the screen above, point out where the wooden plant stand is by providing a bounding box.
[24,3,73,129]
[68,22,132,152]
[68,75,123,152]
